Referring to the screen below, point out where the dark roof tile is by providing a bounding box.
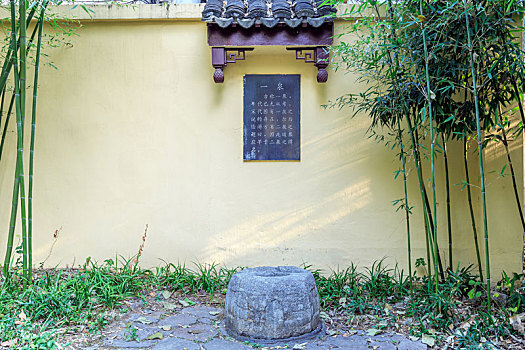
[202,0,336,28]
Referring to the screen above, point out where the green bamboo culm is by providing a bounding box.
[0,5,37,96]
[376,0,415,295]
[380,1,435,281]
[28,1,48,278]
[0,87,6,129]
[500,125,525,232]
[0,94,16,164]
[419,0,439,291]
[0,20,38,163]
[13,0,31,282]
[3,0,22,277]
[441,134,452,269]
[19,0,29,282]
[398,118,413,299]
[464,137,483,281]
[464,0,490,309]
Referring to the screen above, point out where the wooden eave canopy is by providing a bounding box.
[202,0,336,83]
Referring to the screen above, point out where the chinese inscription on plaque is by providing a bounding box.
[243,74,300,161]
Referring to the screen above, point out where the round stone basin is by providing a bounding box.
[224,266,323,344]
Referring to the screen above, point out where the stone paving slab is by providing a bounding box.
[201,338,253,349]
[151,337,201,350]
[100,304,428,350]
[158,314,198,327]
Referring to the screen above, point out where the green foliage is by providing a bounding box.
[0,258,522,348]
[307,261,408,314]
[0,257,239,347]
[1,0,83,282]
[328,0,525,308]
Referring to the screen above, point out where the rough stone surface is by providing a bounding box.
[171,323,218,342]
[158,314,198,327]
[103,338,156,348]
[201,339,253,349]
[225,266,321,342]
[90,304,428,350]
[151,337,201,350]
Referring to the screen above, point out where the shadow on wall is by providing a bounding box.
[201,113,399,268]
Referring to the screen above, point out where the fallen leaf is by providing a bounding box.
[292,343,307,350]
[179,298,195,307]
[147,332,163,340]
[326,329,337,336]
[409,336,420,342]
[135,317,153,325]
[162,291,171,300]
[209,311,221,316]
[366,328,382,336]
[188,330,203,334]
[1,340,13,347]
[149,292,156,297]
[18,311,27,321]
[510,313,525,334]
[163,302,177,310]
[319,312,330,320]
[421,334,435,347]
[159,325,171,331]
[342,330,357,337]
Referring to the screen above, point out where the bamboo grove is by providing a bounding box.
[0,0,50,282]
[329,0,525,308]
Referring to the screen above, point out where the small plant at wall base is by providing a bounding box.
[327,0,525,309]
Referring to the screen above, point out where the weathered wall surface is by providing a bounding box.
[0,4,522,278]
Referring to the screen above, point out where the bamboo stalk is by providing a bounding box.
[419,0,439,291]
[397,118,413,299]
[511,81,525,127]
[413,125,443,280]
[0,6,37,95]
[379,0,430,287]
[421,180,445,279]
[408,112,436,281]
[28,1,48,278]
[442,134,452,269]
[0,94,16,164]
[501,126,525,231]
[0,87,6,129]
[464,0,491,309]
[464,137,484,281]
[19,0,29,281]
[3,0,22,277]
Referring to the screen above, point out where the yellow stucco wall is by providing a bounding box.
[0,5,522,279]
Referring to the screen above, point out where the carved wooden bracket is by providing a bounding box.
[212,47,254,83]
[211,46,329,83]
[286,47,329,83]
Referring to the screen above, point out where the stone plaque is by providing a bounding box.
[243,74,300,161]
